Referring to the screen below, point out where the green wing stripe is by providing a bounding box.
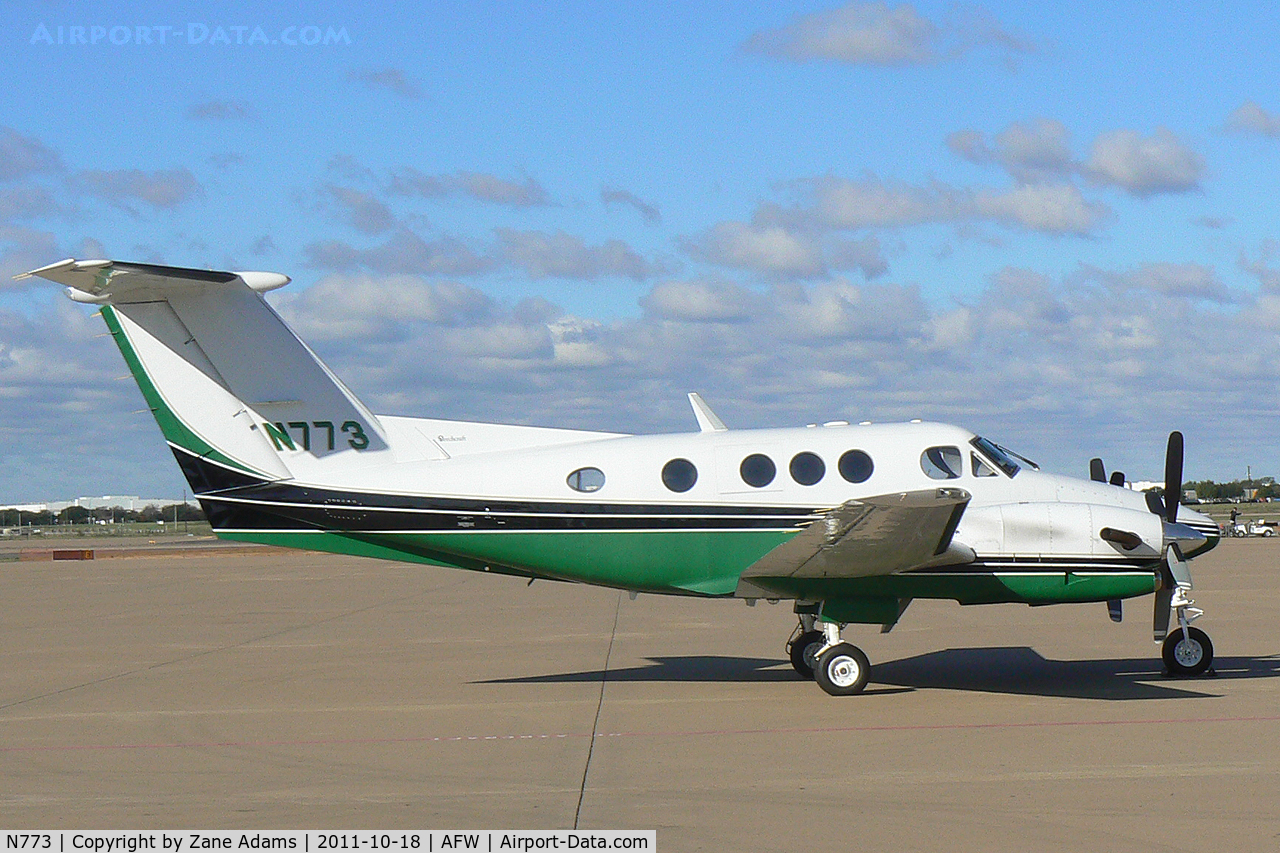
[100,304,260,475]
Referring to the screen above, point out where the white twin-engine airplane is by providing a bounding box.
[19,258,1222,695]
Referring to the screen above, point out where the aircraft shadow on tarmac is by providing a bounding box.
[483,648,1280,700]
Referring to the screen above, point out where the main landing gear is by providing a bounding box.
[787,615,870,696]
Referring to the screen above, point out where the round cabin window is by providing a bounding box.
[790,452,825,486]
[661,458,698,493]
[838,450,874,483]
[739,453,776,488]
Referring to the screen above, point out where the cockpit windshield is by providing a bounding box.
[970,436,1027,478]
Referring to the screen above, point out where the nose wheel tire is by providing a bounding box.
[788,630,824,680]
[1162,626,1213,676]
[814,642,871,696]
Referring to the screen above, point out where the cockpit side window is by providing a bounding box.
[972,452,998,477]
[921,446,962,480]
[970,436,1022,477]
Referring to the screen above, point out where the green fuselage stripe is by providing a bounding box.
[218,527,1159,604]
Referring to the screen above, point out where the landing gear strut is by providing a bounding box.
[1156,560,1215,677]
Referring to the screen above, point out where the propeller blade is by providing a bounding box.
[1089,457,1106,482]
[1164,431,1183,524]
[1110,470,1125,487]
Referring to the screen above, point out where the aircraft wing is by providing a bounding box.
[737,487,972,595]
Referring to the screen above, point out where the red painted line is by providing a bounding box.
[4,714,1279,754]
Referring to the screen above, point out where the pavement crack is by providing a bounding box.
[573,590,621,830]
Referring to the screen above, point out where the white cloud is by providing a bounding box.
[0,298,181,502]
[304,229,494,276]
[320,184,399,234]
[744,2,937,65]
[601,187,661,224]
[742,1,1038,67]
[681,221,826,279]
[778,174,1107,236]
[948,118,1073,182]
[1094,262,1240,305]
[1224,100,1280,137]
[0,128,62,182]
[971,182,1104,236]
[349,68,424,99]
[186,101,256,122]
[70,167,202,213]
[275,274,494,340]
[1238,240,1280,292]
[0,186,62,222]
[1084,128,1204,197]
[950,120,1208,202]
[494,228,667,280]
[640,278,754,322]
[387,167,551,207]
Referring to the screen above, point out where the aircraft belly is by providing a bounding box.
[740,569,1159,606]
[395,529,795,595]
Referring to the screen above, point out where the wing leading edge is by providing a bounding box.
[736,487,972,599]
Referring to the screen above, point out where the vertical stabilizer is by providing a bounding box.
[19,259,395,492]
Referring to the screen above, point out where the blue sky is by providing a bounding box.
[2,1,1279,503]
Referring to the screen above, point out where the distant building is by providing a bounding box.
[0,495,200,512]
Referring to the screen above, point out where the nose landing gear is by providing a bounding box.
[1163,625,1213,676]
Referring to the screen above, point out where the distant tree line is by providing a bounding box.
[2,503,207,526]
[1182,479,1279,502]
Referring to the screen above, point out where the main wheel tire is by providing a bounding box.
[788,630,824,680]
[814,642,871,696]
[1162,626,1214,676]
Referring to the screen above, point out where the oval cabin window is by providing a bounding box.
[921,446,962,480]
[567,467,606,493]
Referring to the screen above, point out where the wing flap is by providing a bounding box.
[741,487,972,585]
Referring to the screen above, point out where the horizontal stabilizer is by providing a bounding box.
[15,258,290,303]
